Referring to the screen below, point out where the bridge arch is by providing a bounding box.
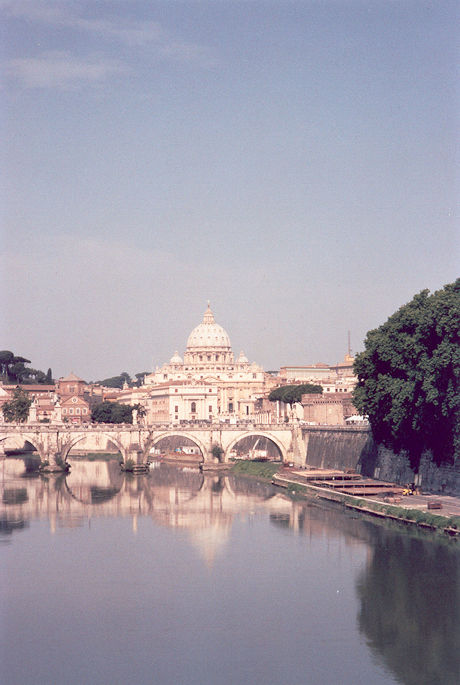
[149,432,209,462]
[61,432,125,462]
[0,433,45,460]
[224,431,288,462]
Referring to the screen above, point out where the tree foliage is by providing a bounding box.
[268,383,322,405]
[91,401,134,424]
[2,388,33,422]
[0,351,31,382]
[134,372,149,386]
[0,350,52,384]
[211,443,224,462]
[97,372,131,389]
[353,279,460,468]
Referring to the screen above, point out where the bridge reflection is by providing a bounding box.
[0,457,295,563]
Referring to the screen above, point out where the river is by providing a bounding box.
[1,456,459,685]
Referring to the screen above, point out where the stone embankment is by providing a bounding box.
[271,466,460,536]
[301,425,460,496]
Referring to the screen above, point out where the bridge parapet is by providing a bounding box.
[0,421,304,470]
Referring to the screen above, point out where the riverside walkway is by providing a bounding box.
[273,466,460,520]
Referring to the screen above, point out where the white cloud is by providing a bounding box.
[6,51,128,89]
[2,1,215,65]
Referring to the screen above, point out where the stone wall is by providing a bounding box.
[302,425,374,472]
[302,426,460,495]
[366,445,460,495]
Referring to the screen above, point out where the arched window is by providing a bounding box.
[191,401,197,413]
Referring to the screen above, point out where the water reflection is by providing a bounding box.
[357,527,460,685]
[1,456,459,685]
[0,457,293,563]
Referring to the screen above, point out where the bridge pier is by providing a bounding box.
[40,452,70,473]
[288,422,307,468]
[120,447,150,472]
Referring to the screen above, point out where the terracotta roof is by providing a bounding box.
[4,384,55,392]
[60,372,85,382]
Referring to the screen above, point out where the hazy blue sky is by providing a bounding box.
[1,0,458,381]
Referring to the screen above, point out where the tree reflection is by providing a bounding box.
[357,529,460,685]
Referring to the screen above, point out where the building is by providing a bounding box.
[146,382,219,424]
[140,303,276,422]
[301,392,355,425]
[57,372,87,398]
[57,373,90,424]
[1,384,56,422]
[279,353,356,386]
[273,354,358,426]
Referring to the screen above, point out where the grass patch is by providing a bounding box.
[350,498,460,531]
[231,460,281,480]
[286,482,308,497]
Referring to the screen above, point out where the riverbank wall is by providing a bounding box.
[364,446,460,496]
[301,426,460,495]
[302,425,374,472]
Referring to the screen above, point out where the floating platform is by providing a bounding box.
[274,467,405,497]
[308,478,405,496]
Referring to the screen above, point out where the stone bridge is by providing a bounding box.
[0,422,305,471]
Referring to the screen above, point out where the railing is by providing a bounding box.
[0,420,295,432]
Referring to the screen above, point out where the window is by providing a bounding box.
[228,402,233,413]
[75,408,80,414]
[208,388,212,393]
[62,408,67,414]
[191,402,197,413]
[175,406,179,413]
[69,408,73,414]
[209,405,212,413]
[82,408,87,414]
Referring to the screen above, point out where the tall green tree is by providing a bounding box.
[0,351,31,382]
[353,279,460,468]
[134,372,149,386]
[97,372,132,389]
[91,401,134,424]
[268,383,322,406]
[2,388,33,422]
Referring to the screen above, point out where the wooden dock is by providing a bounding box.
[274,467,405,497]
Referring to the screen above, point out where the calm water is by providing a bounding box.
[1,457,459,685]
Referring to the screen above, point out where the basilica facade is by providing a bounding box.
[140,303,275,423]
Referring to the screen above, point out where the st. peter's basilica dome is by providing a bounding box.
[186,303,232,352]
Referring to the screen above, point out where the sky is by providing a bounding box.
[1,0,458,381]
